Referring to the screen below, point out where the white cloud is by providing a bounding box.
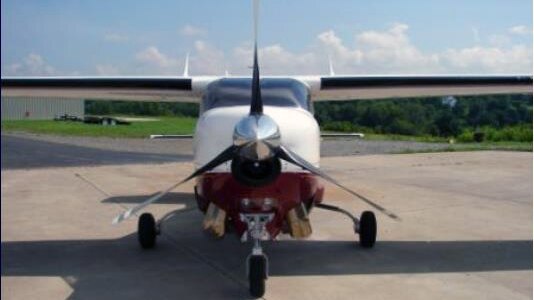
[8,24,527,76]
[232,42,318,75]
[442,45,531,73]
[3,53,56,75]
[132,42,225,75]
[133,46,225,75]
[135,46,180,69]
[317,30,363,68]
[95,64,120,75]
[198,23,532,75]
[104,33,129,42]
[191,40,226,75]
[180,25,206,37]
[355,23,441,73]
[509,25,531,35]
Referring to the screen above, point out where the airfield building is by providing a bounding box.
[1,96,84,120]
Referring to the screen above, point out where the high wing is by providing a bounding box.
[301,75,532,101]
[1,76,218,102]
[1,75,531,102]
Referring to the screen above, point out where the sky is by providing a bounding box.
[1,0,532,76]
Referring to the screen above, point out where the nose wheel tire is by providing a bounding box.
[138,213,157,249]
[359,211,376,248]
[248,254,267,298]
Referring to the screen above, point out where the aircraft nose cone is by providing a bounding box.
[233,114,281,160]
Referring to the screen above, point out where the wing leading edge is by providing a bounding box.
[305,75,532,101]
[1,76,202,102]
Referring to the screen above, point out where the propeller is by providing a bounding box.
[113,0,266,225]
[111,0,398,225]
[249,0,262,115]
[112,145,239,224]
[276,146,400,220]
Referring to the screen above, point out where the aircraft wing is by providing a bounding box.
[2,75,531,102]
[305,75,533,101]
[0,76,216,102]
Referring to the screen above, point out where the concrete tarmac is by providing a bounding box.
[1,151,532,299]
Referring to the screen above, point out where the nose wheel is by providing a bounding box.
[248,254,267,298]
[240,213,274,298]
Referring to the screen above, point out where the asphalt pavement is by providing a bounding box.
[1,135,191,169]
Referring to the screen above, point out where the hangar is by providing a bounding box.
[1,96,84,120]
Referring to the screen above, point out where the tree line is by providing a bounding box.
[86,94,532,139]
[314,94,532,137]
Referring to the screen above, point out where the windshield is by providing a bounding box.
[202,78,310,112]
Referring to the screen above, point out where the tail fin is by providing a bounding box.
[249,0,263,115]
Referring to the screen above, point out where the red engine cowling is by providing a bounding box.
[195,172,324,238]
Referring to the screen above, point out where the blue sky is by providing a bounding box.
[1,0,532,76]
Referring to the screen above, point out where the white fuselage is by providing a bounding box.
[193,105,320,172]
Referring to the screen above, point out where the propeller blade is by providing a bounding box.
[112,145,239,224]
[249,0,263,115]
[276,145,400,221]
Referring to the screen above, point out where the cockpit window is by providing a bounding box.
[201,78,310,112]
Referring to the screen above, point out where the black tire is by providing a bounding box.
[248,255,267,298]
[359,211,377,248]
[138,213,157,249]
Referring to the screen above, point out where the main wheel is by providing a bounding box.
[359,211,376,248]
[138,213,157,249]
[248,254,267,298]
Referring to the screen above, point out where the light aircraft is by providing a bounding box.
[1,1,532,297]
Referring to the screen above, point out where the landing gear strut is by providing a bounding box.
[316,203,377,248]
[240,213,274,298]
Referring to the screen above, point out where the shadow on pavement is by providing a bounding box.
[102,192,196,205]
[3,208,532,299]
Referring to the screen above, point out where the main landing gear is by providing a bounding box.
[138,212,159,249]
[240,213,274,298]
[138,209,183,249]
[316,203,377,248]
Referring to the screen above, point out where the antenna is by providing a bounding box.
[183,53,190,77]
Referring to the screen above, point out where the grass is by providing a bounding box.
[2,117,532,152]
[321,131,449,142]
[1,116,197,138]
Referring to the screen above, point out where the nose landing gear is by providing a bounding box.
[240,213,274,298]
